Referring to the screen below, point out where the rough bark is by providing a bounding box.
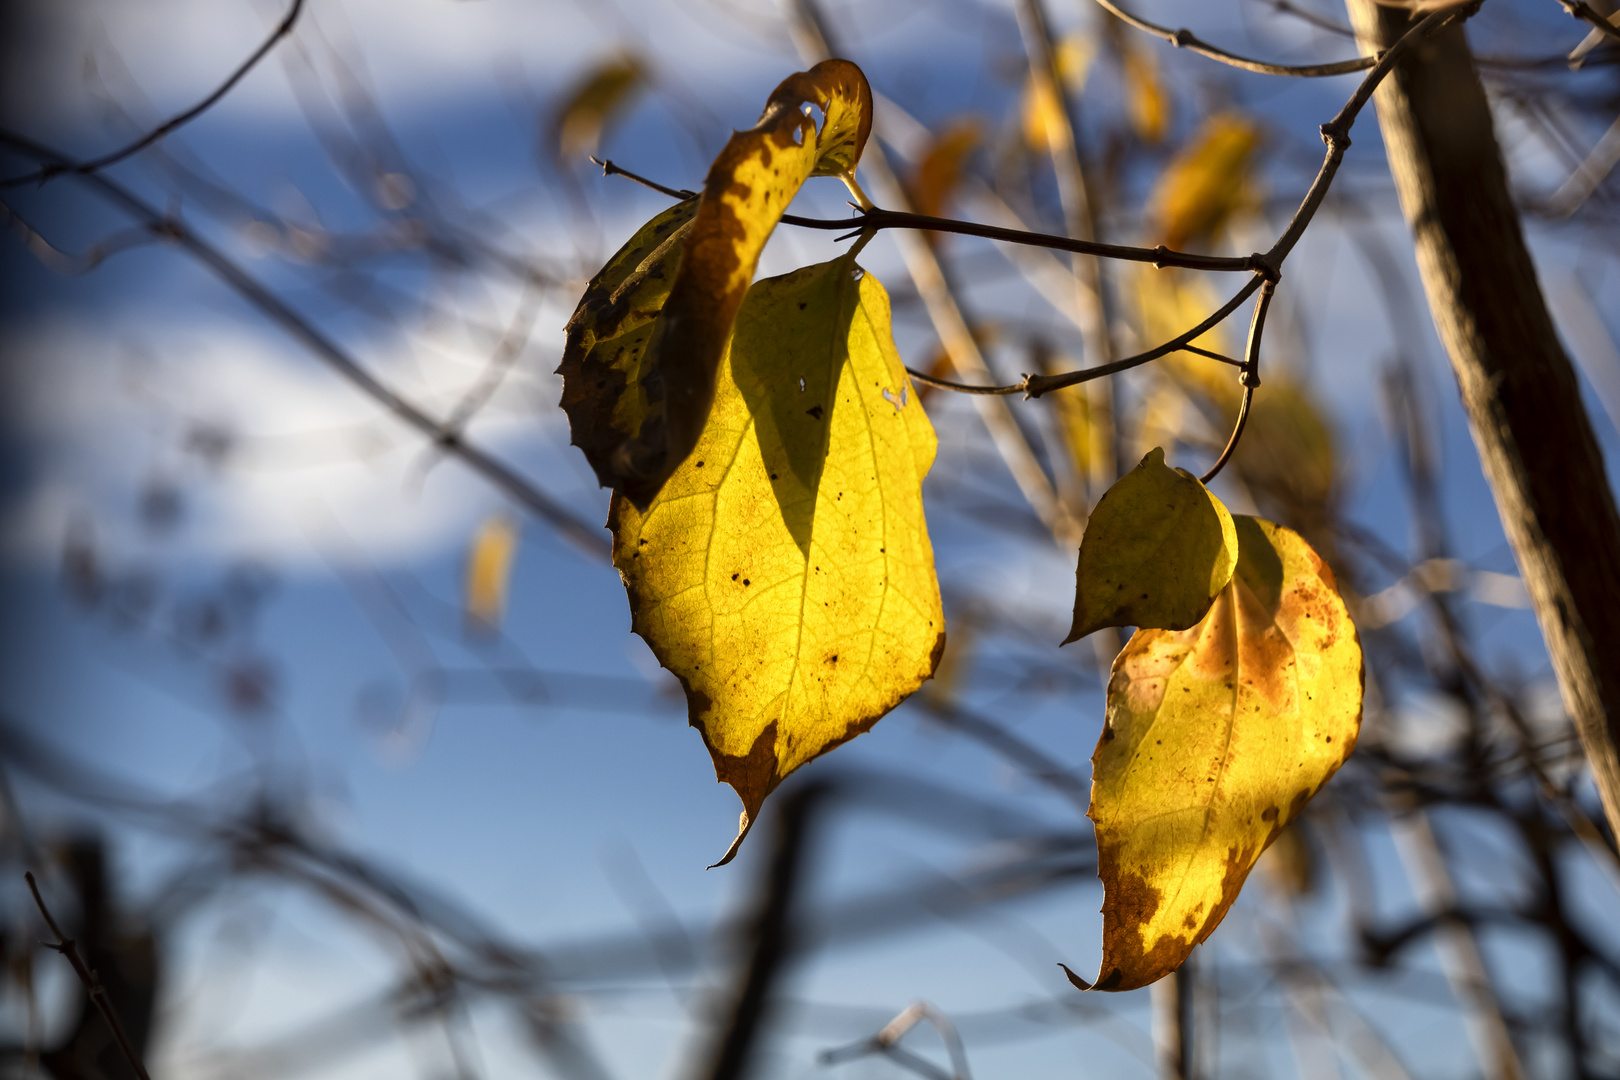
[1346,0,1620,842]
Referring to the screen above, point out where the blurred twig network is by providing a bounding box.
[3,0,1620,1078]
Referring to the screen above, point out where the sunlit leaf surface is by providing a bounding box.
[1074,517,1361,991]
[611,256,944,864]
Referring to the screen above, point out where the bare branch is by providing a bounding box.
[1090,0,1379,76]
[3,0,306,188]
[25,871,153,1080]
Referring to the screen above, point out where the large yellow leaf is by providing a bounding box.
[1065,447,1238,644]
[611,254,943,864]
[1072,517,1361,991]
[1148,113,1261,249]
[560,59,874,508]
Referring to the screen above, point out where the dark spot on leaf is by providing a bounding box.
[732,573,739,580]
[806,405,824,419]
[1262,806,1278,822]
[743,579,751,586]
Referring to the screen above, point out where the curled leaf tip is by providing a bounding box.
[559,61,875,508]
[1058,962,1095,991]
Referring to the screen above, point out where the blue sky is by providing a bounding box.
[3,0,1620,1077]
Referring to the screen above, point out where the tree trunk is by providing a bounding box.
[1345,0,1620,842]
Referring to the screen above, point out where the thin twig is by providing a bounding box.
[1091,0,1379,76]
[25,871,154,1080]
[1555,0,1620,44]
[1199,277,1275,484]
[0,130,611,561]
[3,0,306,188]
[592,157,1259,273]
[819,1001,973,1080]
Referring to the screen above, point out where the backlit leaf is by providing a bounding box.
[561,59,874,509]
[552,55,645,162]
[1072,517,1361,991]
[466,513,519,633]
[611,254,943,864]
[1065,447,1237,643]
[1148,113,1261,249]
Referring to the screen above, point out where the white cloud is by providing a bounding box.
[1,297,593,571]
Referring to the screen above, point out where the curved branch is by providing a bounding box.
[1090,0,1378,77]
[1199,278,1276,484]
[4,0,306,188]
[904,273,1267,398]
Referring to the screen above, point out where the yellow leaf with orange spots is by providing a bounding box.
[1068,516,1361,991]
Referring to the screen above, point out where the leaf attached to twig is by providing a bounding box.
[559,59,874,508]
[611,254,943,865]
[1070,517,1361,991]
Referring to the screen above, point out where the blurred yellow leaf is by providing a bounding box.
[1072,517,1361,991]
[558,60,873,507]
[1149,113,1261,249]
[1065,447,1237,643]
[1021,77,1065,155]
[466,513,519,633]
[1133,268,1337,513]
[1021,37,1092,154]
[611,254,943,865]
[553,55,645,162]
[910,118,982,222]
[1121,47,1170,144]
[1056,32,1097,91]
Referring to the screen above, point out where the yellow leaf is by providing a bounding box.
[466,513,519,633]
[1021,76,1065,155]
[1121,47,1170,145]
[560,60,873,508]
[1065,447,1237,643]
[1075,517,1361,991]
[1148,113,1261,249]
[1056,32,1098,92]
[552,55,645,162]
[611,255,944,865]
[909,117,981,222]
